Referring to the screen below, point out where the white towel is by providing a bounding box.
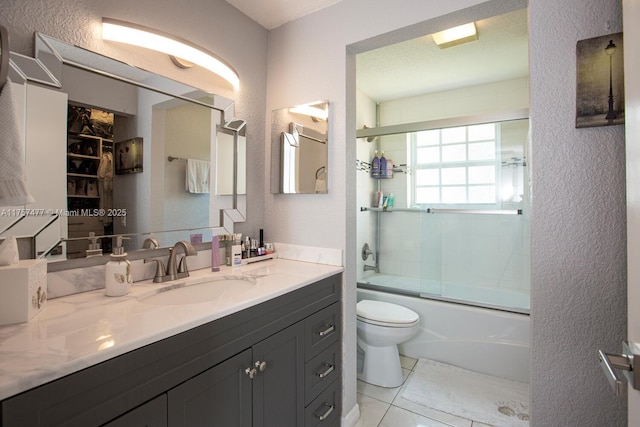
[185,159,210,193]
[0,80,34,206]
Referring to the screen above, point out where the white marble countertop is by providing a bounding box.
[0,258,343,401]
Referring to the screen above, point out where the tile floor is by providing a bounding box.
[355,356,494,427]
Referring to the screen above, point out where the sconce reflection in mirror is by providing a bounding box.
[271,101,329,194]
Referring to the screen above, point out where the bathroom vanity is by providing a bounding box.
[0,259,342,426]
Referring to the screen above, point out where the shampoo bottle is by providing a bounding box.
[371,150,380,178]
[379,151,387,179]
[105,236,132,297]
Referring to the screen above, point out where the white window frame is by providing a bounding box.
[409,123,502,209]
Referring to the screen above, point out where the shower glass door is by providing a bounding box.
[357,116,530,313]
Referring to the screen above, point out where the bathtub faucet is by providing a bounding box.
[364,263,379,273]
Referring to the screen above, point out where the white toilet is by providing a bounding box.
[356,299,419,388]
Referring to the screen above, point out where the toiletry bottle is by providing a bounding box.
[379,151,387,179]
[259,229,265,255]
[232,234,242,266]
[386,157,394,179]
[387,193,395,208]
[371,150,380,178]
[232,243,242,267]
[105,236,132,297]
[211,235,221,272]
[225,234,233,266]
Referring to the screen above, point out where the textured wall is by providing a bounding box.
[529,0,627,425]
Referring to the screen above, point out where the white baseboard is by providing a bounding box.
[342,403,360,427]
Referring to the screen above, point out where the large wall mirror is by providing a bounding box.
[270,101,329,194]
[1,33,246,265]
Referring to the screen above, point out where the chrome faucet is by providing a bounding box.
[362,243,379,273]
[363,264,379,273]
[144,240,198,283]
[166,240,198,280]
[142,237,159,249]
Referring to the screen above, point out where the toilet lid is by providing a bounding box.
[357,300,419,325]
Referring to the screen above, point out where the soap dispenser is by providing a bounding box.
[105,236,132,297]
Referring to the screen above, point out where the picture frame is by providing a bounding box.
[576,32,624,128]
[114,137,143,174]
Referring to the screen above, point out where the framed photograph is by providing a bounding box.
[576,32,624,128]
[115,137,143,174]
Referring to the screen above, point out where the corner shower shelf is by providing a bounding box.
[360,206,522,215]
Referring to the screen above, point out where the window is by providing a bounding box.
[410,123,499,206]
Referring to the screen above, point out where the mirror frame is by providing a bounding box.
[270,100,329,194]
[8,33,246,270]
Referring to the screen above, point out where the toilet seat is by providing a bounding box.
[357,300,419,327]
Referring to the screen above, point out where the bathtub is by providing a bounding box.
[357,287,530,383]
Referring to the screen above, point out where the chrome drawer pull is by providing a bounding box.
[245,367,257,379]
[255,360,267,372]
[317,324,335,337]
[317,363,335,379]
[315,403,334,421]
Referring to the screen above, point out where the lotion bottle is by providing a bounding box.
[105,236,132,297]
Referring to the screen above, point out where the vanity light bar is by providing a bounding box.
[102,18,240,90]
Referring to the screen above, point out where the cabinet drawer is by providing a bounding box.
[305,303,340,360]
[305,342,340,405]
[304,382,340,427]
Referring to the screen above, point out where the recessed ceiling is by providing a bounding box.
[224,1,528,102]
[225,0,343,30]
[357,8,529,102]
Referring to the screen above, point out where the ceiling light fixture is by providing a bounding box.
[432,22,478,49]
[102,18,240,90]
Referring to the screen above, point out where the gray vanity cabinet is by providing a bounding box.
[251,322,305,426]
[167,348,253,426]
[0,273,341,427]
[103,395,168,427]
[167,323,305,427]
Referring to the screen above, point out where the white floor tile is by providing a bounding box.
[357,380,401,404]
[357,368,410,404]
[392,393,473,427]
[355,393,390,427]
[379,406,453,427]
[400,355,417,371]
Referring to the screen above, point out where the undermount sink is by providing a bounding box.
[138,276,256,306]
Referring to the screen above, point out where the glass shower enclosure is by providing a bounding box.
[356,113,530,313]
